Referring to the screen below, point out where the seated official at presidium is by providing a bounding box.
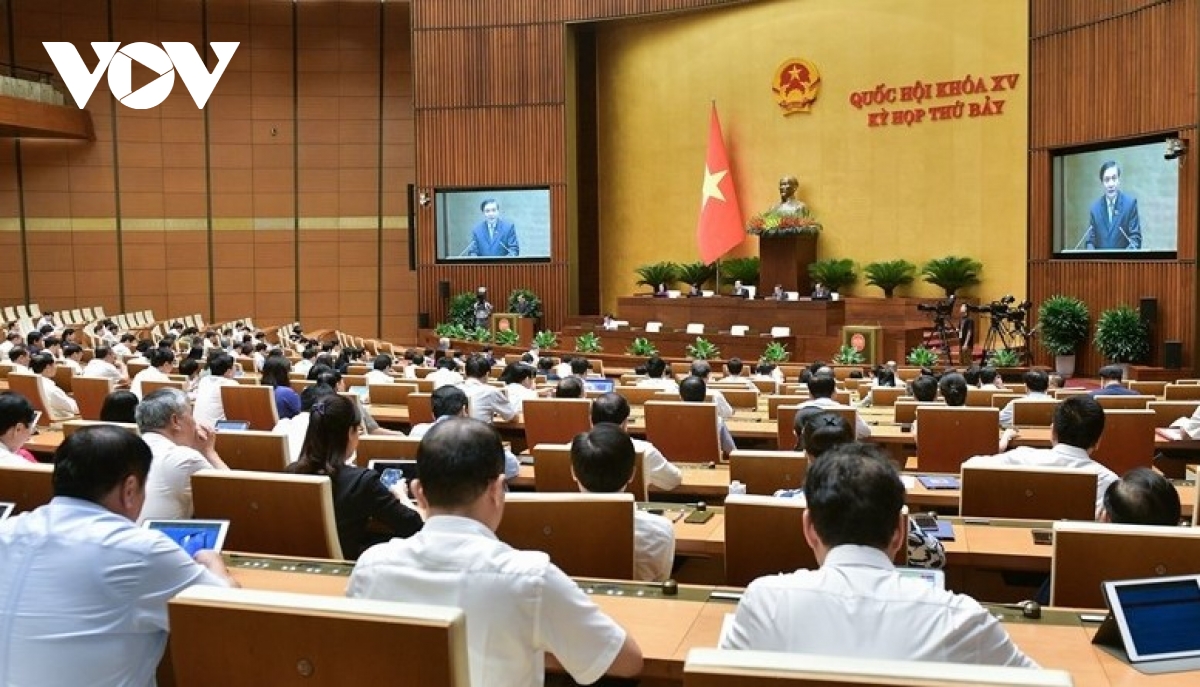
[464,198,520,257]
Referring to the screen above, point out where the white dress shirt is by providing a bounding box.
[130,367,170,400]
[722,545,1037,667]
[631,438,683,491]
[709,387,734,419]
[293,359,313,377]
[83,358,123,384]
[365,369,394,386]
[463,377,518,423]
[962,443,1117,511]
[138,433,215,522]
[636,377,679,394]
[634,509,675,582]
[347,515,627,686]
[409,417,520,480]
[504,382,540,415]
[427,367,464,390]
[38,376,78,421]
[61,358,84,376]
[797,396,872,439]
[274,412,310,464]
[0,497,228,687]
[192,375,236,426]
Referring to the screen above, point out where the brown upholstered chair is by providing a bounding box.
[1091,409,1156,475]
[522,398,593,449]
[644,400,722,463]
[729,450,807,496]
[0,462,54,513]
[219,384,280,431]
[530,443,647,500]
[914,406,999,473]
[496,493,634,579]
[959,464,1096,520]
[213,430,291,472]
[1051,521,1200,608]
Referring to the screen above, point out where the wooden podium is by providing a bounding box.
[492,312,536,345]
[842,325,883,365]
[758,233,817,295]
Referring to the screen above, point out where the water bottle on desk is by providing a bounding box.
[728,480,747,496]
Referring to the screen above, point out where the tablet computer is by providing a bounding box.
[143,519,230,555]
[348,385,370,404]
[1102,575,1200,666]
[897,568,946,590]
[214,420,250,431]
[368,459,419,490]
[583,378,615,394]
[0,502,14,520]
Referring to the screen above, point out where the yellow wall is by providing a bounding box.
[596,0,1029,313]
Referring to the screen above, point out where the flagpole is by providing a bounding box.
[711,99,721,296]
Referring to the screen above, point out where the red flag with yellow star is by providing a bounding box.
[696,103,744,264]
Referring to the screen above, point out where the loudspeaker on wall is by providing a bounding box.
[418,312,430,329]
[1164,341,1182,370]
[1139,298,1158,325]
[438,280,450,299]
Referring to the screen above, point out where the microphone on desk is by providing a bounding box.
[996,600,1042,620]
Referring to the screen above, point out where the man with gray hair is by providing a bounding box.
[689,359,734,419]
[135,387,229,521]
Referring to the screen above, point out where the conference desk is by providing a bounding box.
[224,552,1193,686]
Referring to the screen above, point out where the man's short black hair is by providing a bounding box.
[570,424,636,493]
[416,418,505,508]
[792,405,826,450]
[963,365,981,386]
[52,425,153,504]
[431,385,468,419]
[690,360,712,379]
[679,375,707,402]
[645,356,668,379]
[569,357,590,375]
[436,356,459,371]
[938,373,968,406]
[1097,365,1124,382]
[979,366,998,384]
[805,443,905,550]
[1103,467,1181,526]
[373,354,393,371]
[207,352,235,377]
[591,392,631,425]
[1053,395,1105,449]
[8,346,28,363]
[801,411,855,458]
[555,377,584,398]
[1023,369,1049,393]
[148,347,175,369]
[911,374,938,402]
[726,358,744,376]
[806,373,836,399]
[0,392,36,435]
[30,352,55,374]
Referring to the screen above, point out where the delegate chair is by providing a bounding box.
[729,450,807,496]
[0,462,53,513]
[354,435,422,467]
[615,386,670,407]
[724,494,812,587]
[213,430,291,472]
[959,465,1097,521]
[530,443,646,500]
[6,373,54,426]
[766,395,809,420]
[1091,409,1156,476]
[496,493,634,579]
[62,419,138,437]
[914,407,999,473]
[1051,521,1200,609]
[126,360,150,379]
[893,400,943,425]
[142,379,186,396]
[1094,394,1153,410]
[644,400,722,463]
[168,586,470,687]
[522,398,593,449]
[1165,383,1200,400]
[366,382,417,406]
[1010,400,1059,427]
[191,469,343,560]
[990,393,1022,409]
[52,365,73,394]
[1149,400,1200,428]
[1129,380,1169,396]
[776,405,857,452]
[406,392,434,424]
[865,386,905,407]
[965,388,1005,407]
[220,384,279,431]
[716,387,759,410]
[681,649,1073,687]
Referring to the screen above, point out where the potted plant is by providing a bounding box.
[807,258,858,295]
[466,326,491,343]
[832,344,865,365]
[921,256,982,297]
[433,322,468,340]
[907,346,939,368]
[634,261,679,292]
[687,337,720,360]
[626,337,657,356]
[493,329,519,347]
[988,348,1021,368]
[1037,295,1090,377]
[532,330,559,350]
[1094,305,1150,369]
[677,261,717,291]
[719,256,761,290]
[575,332,603,353]
[863,259,916,298]
[506,288,542,320]
[760,341,790,364]
[446,292,478,329]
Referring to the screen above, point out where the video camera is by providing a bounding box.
[916,295,956,316]
[967,295,1030,322]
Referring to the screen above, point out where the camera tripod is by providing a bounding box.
[922,313,958,367]
[981,313,1030,365]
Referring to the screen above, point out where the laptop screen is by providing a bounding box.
[1105,576,1200,662]
[144,519,230,556]
[0,502,14,520]
[583,378,615,393]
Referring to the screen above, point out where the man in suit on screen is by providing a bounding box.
[465,198,520,257]
[1084,160,1141,250]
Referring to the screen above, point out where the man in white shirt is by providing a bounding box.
[136,387,230,521]
[0,332,21,356]
[979,365,1005,390]
[192,352,238,426]
[6,346,31,374]
[571,424,675,582]
[30,353,77,421]
[591,392,683,491]
[690,359,734,418]
[365,354,396,385]
[462,354,518,423]
[722,442,1036,667]
[796,372,872,439]
[408,385,519,480]
[427,356,464,390]
[112,333,136,357]
[83,346,129,386]
[0,425,235,686]
[130,348,175,400]
[59,343,85,376]
[720,357,759,389]
[635,356,678,393]
[347,418,642,686]
[964,395,1117,512]
[680,375,737,458]
[293,347,317,377]
[998,369,1053,428]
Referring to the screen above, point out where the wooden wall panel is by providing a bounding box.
[1029,0,1200,373]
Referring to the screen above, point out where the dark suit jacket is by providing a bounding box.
[1085,192,1141,250]
[467,219,520,257]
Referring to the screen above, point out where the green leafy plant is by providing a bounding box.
[575,332,603,353]
[634,261,679,290]
[627,337,658,356]
[1094,305,1150,363]
[863,259,916,298]
[506,288,542,320]
[921,256,982,297]
[687,336,721,360]
[988,348,1021,367]
[677,261,717,289]
[1037,295,1090,357]
[493,329,519,346]
[907,346,939,367]
[446,292,478,329]
[466,326,491,343]
[746,209,822,237]
[807,258,858,292]
[433,322,468,339]
[532,330,559,349]
[719,256,761,287]
[832,344,865,365]
[760,341,790,364]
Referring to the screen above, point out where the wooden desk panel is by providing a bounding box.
[616,296,846,336]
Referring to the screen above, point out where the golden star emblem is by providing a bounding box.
[701,165,727,205]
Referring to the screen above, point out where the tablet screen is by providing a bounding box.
[1105,576,1200,662]
[144,519,230,555]
[0,502,14,520]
